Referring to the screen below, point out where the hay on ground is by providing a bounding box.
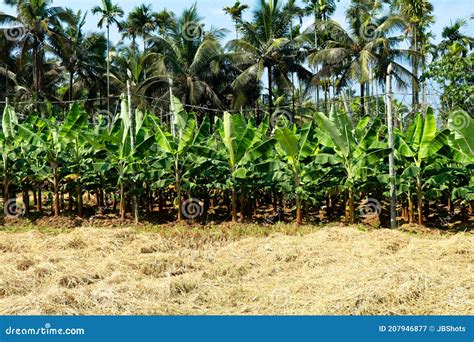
[0,225,472,315]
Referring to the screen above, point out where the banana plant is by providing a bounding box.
[0,104,18,207]
[274,121,317,225]
[315,110,391,224]
[102,98,156,221]
[447,110,474,206]
[215,112,274,222]
[396,108,449,225]
[447,110,474,163]
[59,104,96,217]
[16,104,89,216]
[154,97,210,221]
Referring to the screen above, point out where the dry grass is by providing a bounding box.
[0,224,472,315]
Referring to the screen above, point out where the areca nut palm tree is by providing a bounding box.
[92,0,124,112]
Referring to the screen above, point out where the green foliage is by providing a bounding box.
[426,52,474,115]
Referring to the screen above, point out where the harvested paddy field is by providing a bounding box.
[0,224,472,315]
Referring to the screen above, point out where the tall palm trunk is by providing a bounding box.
[106,24,111,113]
[411,25,419,116]
[69,71,74,102]
[421,59,427,116]
[360,82,365,117]
[267,65,273,115]
[33,37,45,98]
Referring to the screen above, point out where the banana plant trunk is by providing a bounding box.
[295,174,303,225]
[349,188,355,224]
[296,195,302,225]
[416,175,423,225]
[37,185,42,212]
[120,182,126,220]
[53,166,60,216]
[231,188,237,223]
[2,158,9,209]
[22,182,30,216]
[176,160,183,221]
[76,184,83,217]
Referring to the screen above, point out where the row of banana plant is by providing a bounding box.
[1,98,473,226]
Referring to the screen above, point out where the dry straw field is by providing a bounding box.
[0,224,472,315]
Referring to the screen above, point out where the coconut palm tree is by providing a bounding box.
[154,9,176,36]
[0,0,72,99]
[0,35,18,100]
[308,2,408,116]
[122,4,156,53]
[49,9,86,102]
[50,11,108,106]
[92,0,124,112]
[146,5,230,109]
[303,0,337,23]
[227,0,302,115]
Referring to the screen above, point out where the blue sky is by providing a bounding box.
[1,0,473,44]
